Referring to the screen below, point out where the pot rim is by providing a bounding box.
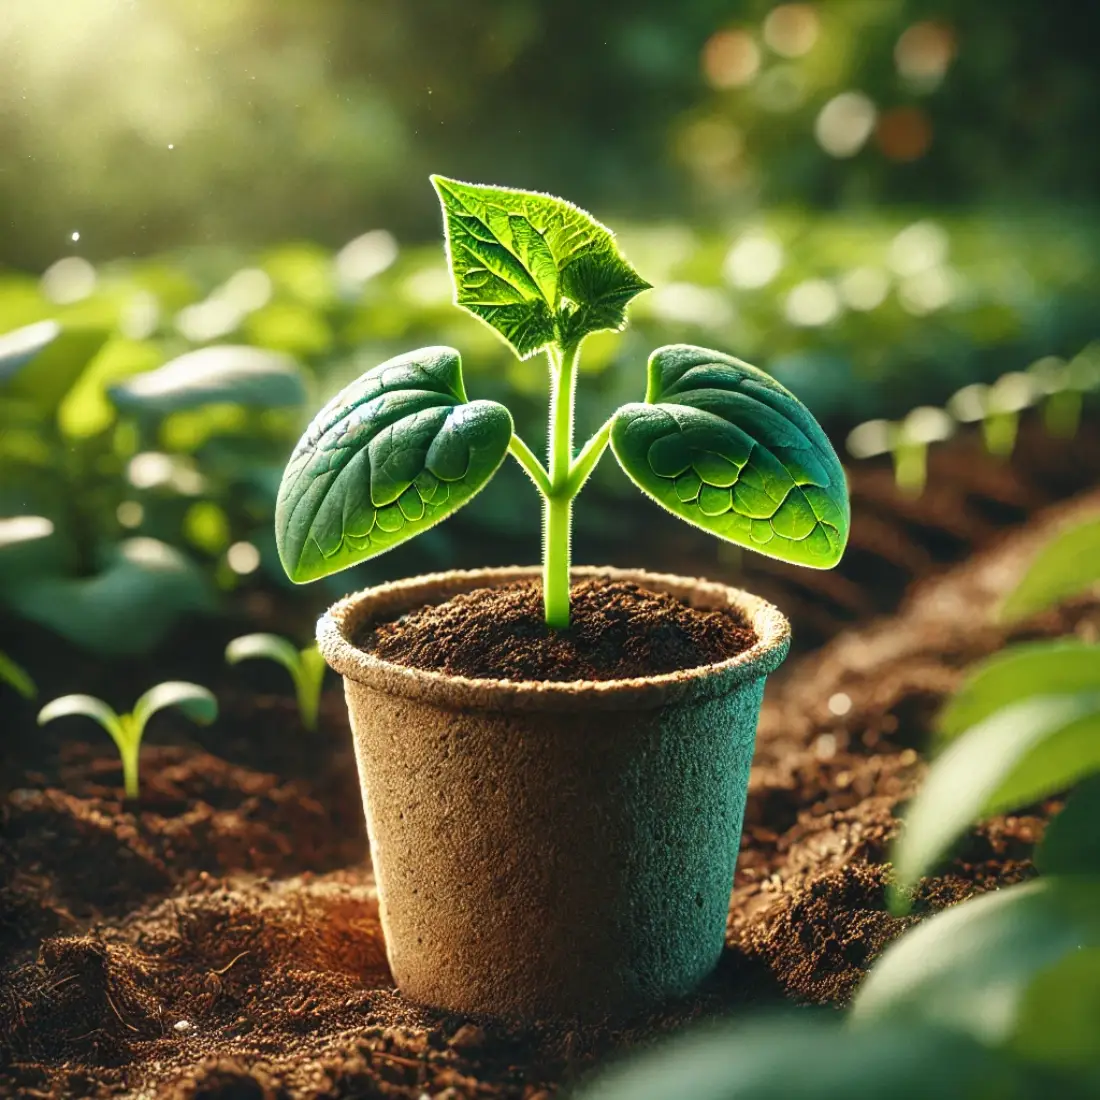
[317,565,791,712]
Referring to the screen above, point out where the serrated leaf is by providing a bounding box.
[938,640,1100,743]
[275,346,512,582]
[1001,515,1100,622]
[611,345,850,569]
[109,345,306,416]
[432,176,649,358]
[853,878,1100,1052]
[890,692,1100,905]
[577,1014,1039,1100]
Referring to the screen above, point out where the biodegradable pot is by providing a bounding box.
[318,565,790,1023]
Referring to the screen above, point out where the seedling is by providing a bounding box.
[37,682,218,799]
[948,373,1037,458]
[275,178,849,626]
[846,406,954,496]
[0,650,35,699]
[225,634,326,730]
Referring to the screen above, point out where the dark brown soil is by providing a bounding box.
[361,578,755,681]
[2,473,1100,1097]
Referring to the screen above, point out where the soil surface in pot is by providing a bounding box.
[3,478,1100,1098]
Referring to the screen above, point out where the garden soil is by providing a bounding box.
[3,435,1100,1098]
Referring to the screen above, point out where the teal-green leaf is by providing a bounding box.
[611,345,850,569]
[109,345,306,416]
[1036,776,1100,876]
[1011,948,1100,1070]
[1000,515,1100,622]
[890,692,1100,906]
[576,1014,1041,1100]
[275,346,512,583]
[853,878,1100,1052]
[432,176,649,359]
[938,640,1100,743]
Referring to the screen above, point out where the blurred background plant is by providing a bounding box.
[1,0,1097,653]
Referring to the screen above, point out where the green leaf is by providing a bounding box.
[8,538,214,655]
[1012,948,1100,1070]
[938,640,1100,742]
[109,345,307,417]
[1,323,111,412]
[276,346,512,583]
[576,1014,1041,1100]
[611,345,850,569]
[0,650,36,699]
[1001,516,1100,622]
[131,681,217,734]
[853,878,1100,1050]
[1036,777,1100,876]
[38,693,123,738]
[432,175,649,358]
[891,693,1100,905]
[0,319,60,383]
[226,633,302,678]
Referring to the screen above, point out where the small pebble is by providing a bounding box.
[173,1019,192,1033]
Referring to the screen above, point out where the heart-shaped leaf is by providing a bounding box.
[432,176,650,359]
[275,345,512,583]
[109,345,306,416]
[611,344,850,568]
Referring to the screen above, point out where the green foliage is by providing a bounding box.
[225,633,327,730]
[275,346,513,583]
[432,176,650,359]
[38,681,217,798]
[1000,517,1100,623]
[611,344,849,569]
[278,178,849,624]
[1036,777,1100,877]
[0,650,36,699]
[576,1014,1050,1100]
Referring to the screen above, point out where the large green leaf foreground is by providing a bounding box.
[275,346,512,583]
[610,345,850,569]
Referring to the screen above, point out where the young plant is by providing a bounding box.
[275,178,850,625]
[225,634,326,730]
[37,682,218,799]
[0,650,35,699]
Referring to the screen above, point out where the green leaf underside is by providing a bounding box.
[1001,515,1100,623]
[432,176,650,358]
[611,345,850,569]
[275,346,512,582]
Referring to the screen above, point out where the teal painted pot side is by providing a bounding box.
[320,566,790,1023]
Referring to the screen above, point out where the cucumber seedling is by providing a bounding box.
[38,682,218,799]
[275,178,850,625]
[225,634,326,730]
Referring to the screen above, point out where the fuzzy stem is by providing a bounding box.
[543,341,579,628]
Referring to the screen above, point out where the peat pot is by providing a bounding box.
[318,565,791,1023]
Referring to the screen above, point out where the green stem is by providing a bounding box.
[567,417,613,496]
[543,341,579,628]
[117,730,141,800]
[508,434,551,495]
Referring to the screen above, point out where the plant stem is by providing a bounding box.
[543,341,579,628]
[120,740,140,800]
[508,434,551,495]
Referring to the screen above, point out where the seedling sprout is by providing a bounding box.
[225,634,326,730]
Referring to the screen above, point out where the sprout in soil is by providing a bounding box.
[948,373,1038,458]
[225,634,326,730]
[37,682,218,799]
[275,177,850,626]
[0,650,36,699]
[846,406,954,496]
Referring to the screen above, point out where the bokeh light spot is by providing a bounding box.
[785,279,841,326]
[227,541,261,575]
[723,230,784,289]
[895,21,956,85]
[814,92,876,158]
[763,4,820,59]
[41,256,96,304]
[839,267,889,311]
[702,30,761,89]
[876,106,932,162]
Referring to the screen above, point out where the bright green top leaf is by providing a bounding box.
[131,681,218,733]
[109,345,306,416]
[853,877,1100,1050]
[432,176,650,359]
[610,344,850,569]
[1000,515,1100,622]
[275,345,512,583]
[937,640,1100,742]
[890,691,1100,906]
